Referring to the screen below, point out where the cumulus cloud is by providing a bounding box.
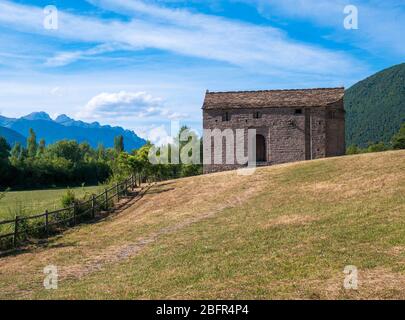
[137,125,174,146]
[76,91,186,121]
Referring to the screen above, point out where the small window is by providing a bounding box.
[222,112,230,122]
[295,109,302,114]
[253,111,261,119]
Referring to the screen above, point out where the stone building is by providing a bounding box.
[202,87,345,174]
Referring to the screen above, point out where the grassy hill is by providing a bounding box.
[345,63,405,147]
[0,151,404,299]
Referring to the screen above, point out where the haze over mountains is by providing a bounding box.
[0,112,146,151]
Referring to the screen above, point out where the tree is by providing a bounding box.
[79,142,92,161]
[0,137,11,188]
[27,128,38,158]
[38,139,46,156]
[10,142,23,164]
[97,143,106,160]
[114,135,124,154]
[391,123,405,150]
[47,140,83,163]
[0,136,10,160]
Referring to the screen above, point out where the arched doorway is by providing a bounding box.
[256,134,266,162]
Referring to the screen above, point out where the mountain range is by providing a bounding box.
[0,113,146,151]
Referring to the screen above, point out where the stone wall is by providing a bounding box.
[203,99,345,174]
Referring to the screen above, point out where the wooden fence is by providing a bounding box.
[0,175,143,250]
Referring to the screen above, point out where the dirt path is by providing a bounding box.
[0,170,268,298]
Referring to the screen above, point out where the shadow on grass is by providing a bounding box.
[0,183,156,259]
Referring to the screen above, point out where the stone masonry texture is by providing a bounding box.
[202,88,346,174]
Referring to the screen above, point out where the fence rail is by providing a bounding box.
[0,175,144,251]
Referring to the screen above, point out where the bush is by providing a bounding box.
[391,123,405,150]
[61,188,76,208]
[346,145,360,155]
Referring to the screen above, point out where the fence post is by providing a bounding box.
[73,203,76,225]
[45,210,49,237]
[116,182,120,201]
[92,194,96,219]
[13,215,19,247]
[104,188,108,211]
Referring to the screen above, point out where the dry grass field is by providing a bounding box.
[0,150,404,299]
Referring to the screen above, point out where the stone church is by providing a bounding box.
[202,87,346,174]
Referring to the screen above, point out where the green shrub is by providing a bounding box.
[346,145,360,155]
[61,188,76,208]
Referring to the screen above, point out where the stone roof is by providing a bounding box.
[202,87,344,110]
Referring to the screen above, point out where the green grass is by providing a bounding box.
[0,151,404,300]
[0,185,103,220]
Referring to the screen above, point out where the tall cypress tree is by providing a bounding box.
[38,138,46,156]
[10,142,22,161]
[114,135,124,154]
[27,128,38,158]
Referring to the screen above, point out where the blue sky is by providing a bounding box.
[0,0,404,144]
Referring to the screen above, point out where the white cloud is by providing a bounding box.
[137,125,174,146]
[241,0,405,56]
[45,43,134,67]
[0,0,362,76]
[77,91,186,121]
[50,86,62,96]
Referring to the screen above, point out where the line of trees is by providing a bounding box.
[0,128,115,189]
[115,126,203,182]
[347,122,405,154]
[0,126,203,190]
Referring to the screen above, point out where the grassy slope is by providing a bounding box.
[0,186,103,219]
[0,151,404,299]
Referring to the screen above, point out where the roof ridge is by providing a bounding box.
[206,87,345,94]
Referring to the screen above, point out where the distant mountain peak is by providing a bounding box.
[55,114,73,123]
[0,111,146,151]
[22,111,52,121]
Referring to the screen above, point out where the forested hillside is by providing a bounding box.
[345,63,405,147]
